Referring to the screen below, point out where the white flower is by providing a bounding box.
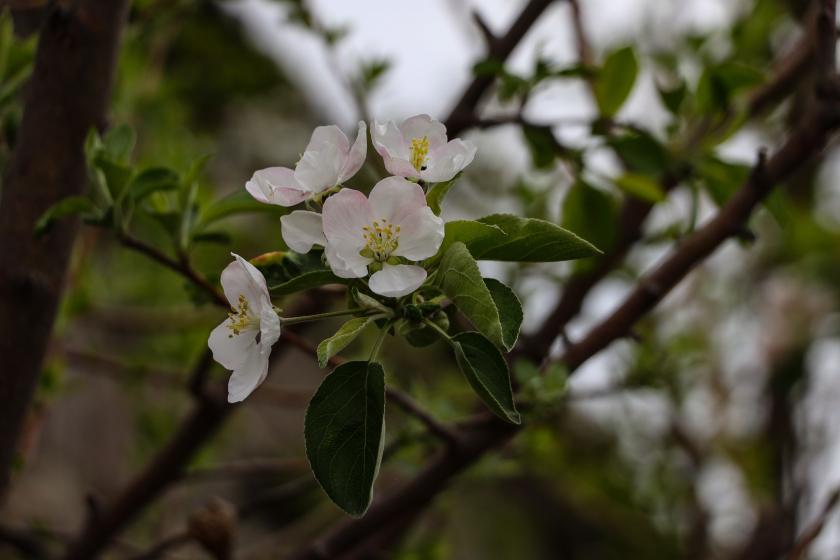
[246,122,367,206]
[279,177,444,298]
[208,253,282,403]
[372,114,476,183]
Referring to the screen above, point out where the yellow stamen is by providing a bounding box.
[227,294,253,337]
[362,218,400,261]
[409,136,430,172]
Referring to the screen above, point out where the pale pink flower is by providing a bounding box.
[280,177,444,298]
[372,114,476,182]
[208,254,281,402]
[246,122,367,206]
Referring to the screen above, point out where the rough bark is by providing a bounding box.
[0,0,131,497]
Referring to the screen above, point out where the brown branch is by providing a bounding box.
[787,488,840,560]
[0,0,132,498]
[58,288,330,560]
[444,0,559,135]
[115,231,227,308]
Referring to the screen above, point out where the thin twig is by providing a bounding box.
[444,0,560,135]
[787,488,840,560]
[115,231,227,308]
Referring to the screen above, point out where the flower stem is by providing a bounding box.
[422,318,453,344]
[280,308,367,326]
[369,322,391,361]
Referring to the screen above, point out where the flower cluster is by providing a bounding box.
[209,114,475,401]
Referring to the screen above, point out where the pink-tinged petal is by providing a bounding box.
[421,139,477,183]
[232,253,270,298]
[220,254,268,309]
[381,154,419,179]
[368,177,426,224]
[281,211,326,253]
[338,121,367,184]
[393,207,444,261]
[399,114,447,149]
[294,142,344,193]
[372,120,409,160]
[273,187,312,207]
[305,124,350,154]
[369,264,427,298]
[325,243,371,279]
[227,347,270,403]
[322,188,373,245]
[258,303,282,352]
[208,319,257,371]
[246,167,308,206]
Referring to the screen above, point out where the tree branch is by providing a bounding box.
[444,0,559,135]
[0,0,132,499]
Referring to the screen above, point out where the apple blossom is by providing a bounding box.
[246,122,367,206]
[208,253,281,403]
[322,176,444,297]
[372,114,476,182]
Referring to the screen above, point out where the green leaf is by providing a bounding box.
[696,61,763,115]
[425,173,461,215]
[522,124,560,169]
[657,79,687,114]
[258,251,350,295]
[483,278,522,352]
[305,361,386,516]
[562,180,618,256]
[594,46,638,117]
[34,196,100,236]
[128,167,180,202]
[436,242,505,349]
[613,173,666,203]
[451,332,520,424]
[317,317,375,368]
[696,155,750,207]
[198,190,286,228]
[431,216,600,264]
[103,124,135,163]
[607,131,669,176]
[94,154,133,200]
[473,214,601,261]
[428,220,506,264]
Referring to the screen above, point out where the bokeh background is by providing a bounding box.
[2,0,840,558]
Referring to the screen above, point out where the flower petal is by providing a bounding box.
[259,303,282,351]
[399,114,447,149]
[281,211,326,253]
[220,254,269,309]
[305,124,350,153]
[245,167,310,206]
[392,207,444,261]
[227,346,270,403]
[208,319,257,370]
[368,176,426,224]
[322,188,372,244]
[294,144,344,193]
[369,264,427,298]
[372,120,409,160]
[338,121,367,184]
[421,139,477,183]
[381,154,420,179]
[325,242,371,279]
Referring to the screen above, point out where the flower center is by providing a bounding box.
[227,294,255,337]
[362,219,401,262]
[409,136,430,172]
